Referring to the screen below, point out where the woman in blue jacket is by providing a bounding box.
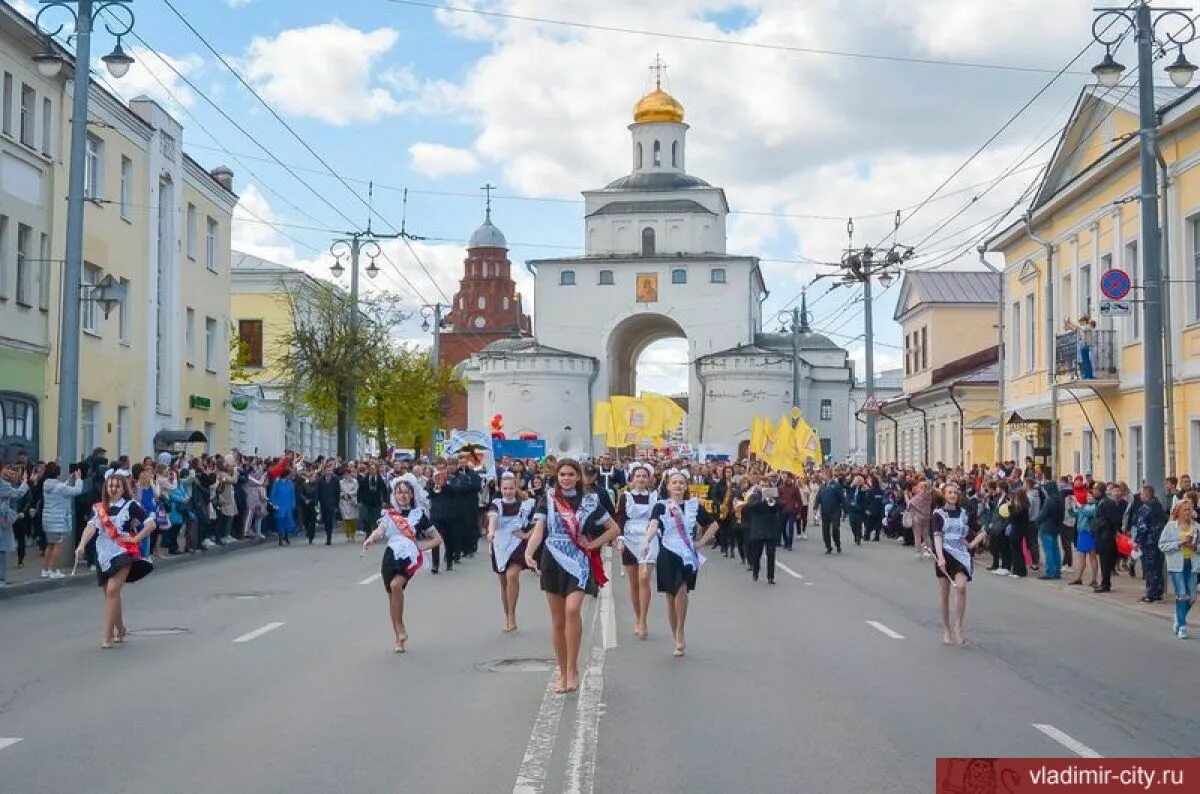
[270,469,297,546]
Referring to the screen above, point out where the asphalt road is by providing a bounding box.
[1,533,1196,794]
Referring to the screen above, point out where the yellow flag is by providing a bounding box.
[749,416,766,457]
[768,416,793,471]
[641,393,685,439]
[796,418,822,462]
[593,401,614,445]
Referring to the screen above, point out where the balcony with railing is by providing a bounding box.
[1053,328,1118,387]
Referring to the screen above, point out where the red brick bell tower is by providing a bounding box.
[439,188,532,431]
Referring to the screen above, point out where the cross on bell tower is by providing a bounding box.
[650,53,667,90]
[481,183,495,222]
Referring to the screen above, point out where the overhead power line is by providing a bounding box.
[386,0,1089,76]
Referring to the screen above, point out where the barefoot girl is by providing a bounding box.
[617,462,658,639]
[363,480,443,653]
[643,470,718,657]
[525,459,620,693]
[932,483,984,646]
[75,470,158,648]
[487,473,535,633]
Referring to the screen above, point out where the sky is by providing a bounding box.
[9,0,1153,393]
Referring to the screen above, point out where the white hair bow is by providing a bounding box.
[629,462,653,477]
[104,468,131,480]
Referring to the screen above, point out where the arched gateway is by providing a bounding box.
[464,69,856,459]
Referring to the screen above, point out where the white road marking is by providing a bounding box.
[359,573,381,586]
[512,675,566,794]
[600,555,617,650]
[0,738,22,753]
[565,641,605,794]
[1033,724,1103,758]
[776,562,803,579]
[232,622,285,643]
[865,620,905,640]
[803,581,815,587]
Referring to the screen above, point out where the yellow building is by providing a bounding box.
[876,270,1001,467]
[229,251,337,458]
[988,84,1200,482]
[39,83,236,460]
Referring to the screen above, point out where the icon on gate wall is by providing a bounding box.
[636,273,658,303]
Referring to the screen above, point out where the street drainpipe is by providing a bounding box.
[1157,147,1178,476]
[948,384,966,469]
[906,396,928,466]
[979,244,1004,463]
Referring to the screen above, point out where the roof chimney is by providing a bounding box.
[210,165,234,191]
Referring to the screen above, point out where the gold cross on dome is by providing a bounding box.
[650,54,667,89]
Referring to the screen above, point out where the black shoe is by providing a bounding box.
[836,547,842,554]
[1093,585,1111,593]
[872,536,881,542]
[824,549,832,555]
[855,539,861,546]
[768,579,776,585]
[431,568,439,575]
[325,540,331,546]
[752,572,759,582]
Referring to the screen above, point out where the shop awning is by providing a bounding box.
[1005,407,1053,425]
[153,430,208,451]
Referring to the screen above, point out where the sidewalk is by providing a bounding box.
[1026,558,1177,623]
[0,537,267,601]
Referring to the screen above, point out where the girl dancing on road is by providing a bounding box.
[525,459,620,694]
[931,483,984,646]
[75,470,158,649]
[363,479,443,653]
[643,470,718,658]
[487,473,535,633]
[617,462,659,640]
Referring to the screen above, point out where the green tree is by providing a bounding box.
[274,281,407,456]
[360,345,464,454]
[228,322,253,385]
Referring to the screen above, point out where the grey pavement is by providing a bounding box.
[1,534,1196,794]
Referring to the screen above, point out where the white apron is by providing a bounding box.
[660,498,706,571]
[621,491,660,564]
[491,498,534,572]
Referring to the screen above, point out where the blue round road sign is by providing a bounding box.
[1100,268,1131,300]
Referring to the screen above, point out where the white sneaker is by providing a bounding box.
[1062,565,1073,572]
[40,569,50,578]
[201,539,216,549]
[995,568,1009,575]
[922,550,934,559]
[1179,626,1189,640]
[1008,573,1021,579]
[48,570,65,580]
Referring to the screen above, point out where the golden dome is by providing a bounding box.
[633,88,684,124]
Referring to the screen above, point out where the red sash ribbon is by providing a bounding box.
[386,509,424,577]
[552,493,608,588]
[95,503,141,559]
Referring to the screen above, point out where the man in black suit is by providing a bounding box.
[357,461,387,539]
[315,460,340,545]
[1092,482,1127,593]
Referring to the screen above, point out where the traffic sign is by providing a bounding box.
[1100,300,1131,317]
[1100,268,1131,300]
[862,394,881,413]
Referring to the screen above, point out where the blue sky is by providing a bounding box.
[10,1,1125,393]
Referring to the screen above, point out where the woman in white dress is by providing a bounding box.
[643,471,718,657]
[616,462,659,639]
[74,471,158,648]
[363,480,443,653]
[487,473,535,633]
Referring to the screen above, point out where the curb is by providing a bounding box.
[0,538,269,601]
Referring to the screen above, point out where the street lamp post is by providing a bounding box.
[329,235,383,460]
[1091,3,1198,487]
[33,0,136,466]
[421,302,447,456]
[837,216,912,466]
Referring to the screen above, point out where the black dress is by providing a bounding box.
[651,499,715,594]
[380,507,433,593]
[534,490,610,596]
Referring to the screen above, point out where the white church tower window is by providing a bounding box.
[560,270,576,286]
[642,227,655,256]
[599,269,615,285]
[671,268,687,284]
[636,143,643,169]
[671,141,678,167]
[653,140,661,166]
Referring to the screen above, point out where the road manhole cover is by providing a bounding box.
[477,658,556,673]
[127,627,191,637]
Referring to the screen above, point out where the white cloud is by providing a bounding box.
[434,0,503,41]
[409,142,481,177]
[11,1,35,19]
[104,47,203,115]
[227,0,257,7]
[242,23,404,125]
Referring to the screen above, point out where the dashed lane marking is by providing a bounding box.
[0,739,22,753]
[232,622,285,643]
[865,620,905,640]
[775,562,803,579]
[1033,724,1103,758]
[359,573,381,586]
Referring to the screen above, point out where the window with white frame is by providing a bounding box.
[1191,420,1200,477]
[81,400,99,457]
[0,215,7,299]
[598,269,614,285]
[117,277,130,342]
[15,223,31,306]
[560,270,575,286]
[84,134,102,200]
[206,217,218,271]
[81,263,100,333]
[1124,240,1139,339]
[710,267,726,284]
[1060,272,1073,326]
[116,405,129,457]
[1082,429,1094,475]
[1191,215,1200,321]
[1131,425,1144,486]
[186,204,197,259]
[1025,294,1036,372]
[820,399,832,421]
[41,97,51,155]
[120,156,132,220]
[205,316,217,370]
[671,268,687,284]
[185,307,196,364]
[19,84,35,148]
[38,233,49,310]
[1104,427,1118,482]
[1,72,12,135]
[1078,263,1092,318]
[477,295,486,309]
[1011,301,1022,377]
